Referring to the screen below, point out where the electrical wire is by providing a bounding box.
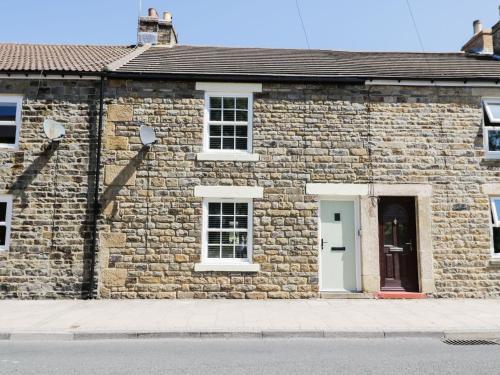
[295,0,310,49]
[405,0,426,53]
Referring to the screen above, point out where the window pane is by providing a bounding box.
[236,110,248,122]
[222,126,234,136]
[222,216,234,228]
[210,110,221,121]
[488,130,500,152]
[235,245,247,258]
[208,203,221,215]
[221,232,231,244]
[236,98,248,110]
[0,226,5,246]
[235,203,248,215]
[208,232,221,244]
[236,216,248,229]
[0,103,16,121]
[492,199,500,222]
[0,202,6,222]
[223,97,235,109]
[235,138,247,150]
[209,125,221,136]
[208,216,221,229]
[223,110,235,122]
[208,246,220,258]
[210,97,222,109]
[236,126,247,137]
[493,227,500,254]
[222,246,234,258]
[223,138,234,149]
[0,125,17,144]
[486,102,500,122]
[235,233,248,258]
[209,137,222,149]
[222,203,234,215]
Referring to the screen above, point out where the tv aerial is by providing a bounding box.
[43,119,66,142]
[139,125,157,147]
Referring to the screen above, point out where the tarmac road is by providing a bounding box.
[1,337,500,375]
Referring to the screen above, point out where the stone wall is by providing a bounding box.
[0,77,499,299]
[98,80,500,298]
[0,79,98,299]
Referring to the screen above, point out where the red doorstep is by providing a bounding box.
[375,292,427,299]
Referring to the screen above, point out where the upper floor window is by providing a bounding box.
[0,95,23,150]
[0,196,12,251]
[205,93,252,152]
[482,99,500,159]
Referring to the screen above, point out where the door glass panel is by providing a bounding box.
[383,222,393,245]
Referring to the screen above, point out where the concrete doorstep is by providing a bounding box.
[1,330,500,341]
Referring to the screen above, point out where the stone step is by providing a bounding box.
[375,292,427,299]
[320,292,375,299]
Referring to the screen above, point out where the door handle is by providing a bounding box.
[321,239,328,250]
[405,242,413,252]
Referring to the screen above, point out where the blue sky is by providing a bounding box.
[1,0,499,52]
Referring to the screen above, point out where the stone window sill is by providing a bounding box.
[196,152,260,162]
[489,258,500,267]
[194,263,260,272]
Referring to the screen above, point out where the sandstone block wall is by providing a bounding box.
[98,80,500,298]
[0,79,98,299]
[1,78,499,299]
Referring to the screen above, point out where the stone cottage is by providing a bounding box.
[1,9,500,299]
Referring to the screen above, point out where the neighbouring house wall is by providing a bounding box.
[0,79,99,299]
[98,80,500,299]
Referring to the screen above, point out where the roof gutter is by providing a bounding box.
[103,71,367,84]
[366,78,500,87]
[0,71,101,80]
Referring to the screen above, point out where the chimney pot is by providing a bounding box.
[473,19,483,34]
[148,8,159,18]
[163,12,172,22]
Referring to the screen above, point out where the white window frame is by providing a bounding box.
[203,91,253,154]
[482,98,500,159]
[201,198,253,265]
[0,195,13,251]
[490,196,500,258]
[0,95,23,150]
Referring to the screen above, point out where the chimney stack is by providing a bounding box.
[461,19,493,54]
[473,20,483,34]
[137,8,178,47]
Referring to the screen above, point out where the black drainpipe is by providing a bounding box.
[87,74,105,299]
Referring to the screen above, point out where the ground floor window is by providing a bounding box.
[203,198,252,263]
[490,197,500,255]
[0,196,12,251]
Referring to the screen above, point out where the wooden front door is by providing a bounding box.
[378,197,419,292]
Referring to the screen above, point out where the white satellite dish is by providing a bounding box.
[43,119,66,141]
[139,125,157,147]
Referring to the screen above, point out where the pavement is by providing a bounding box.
[1,299,500,340]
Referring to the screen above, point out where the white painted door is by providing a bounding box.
[320,200,358,291]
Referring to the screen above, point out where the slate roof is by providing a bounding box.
[1,43,500,81]
[114,45,500,81]
[0,44,136,73]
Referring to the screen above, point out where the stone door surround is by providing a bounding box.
[306,183,435,294]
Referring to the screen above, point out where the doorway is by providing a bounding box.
[378,196,419,292]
